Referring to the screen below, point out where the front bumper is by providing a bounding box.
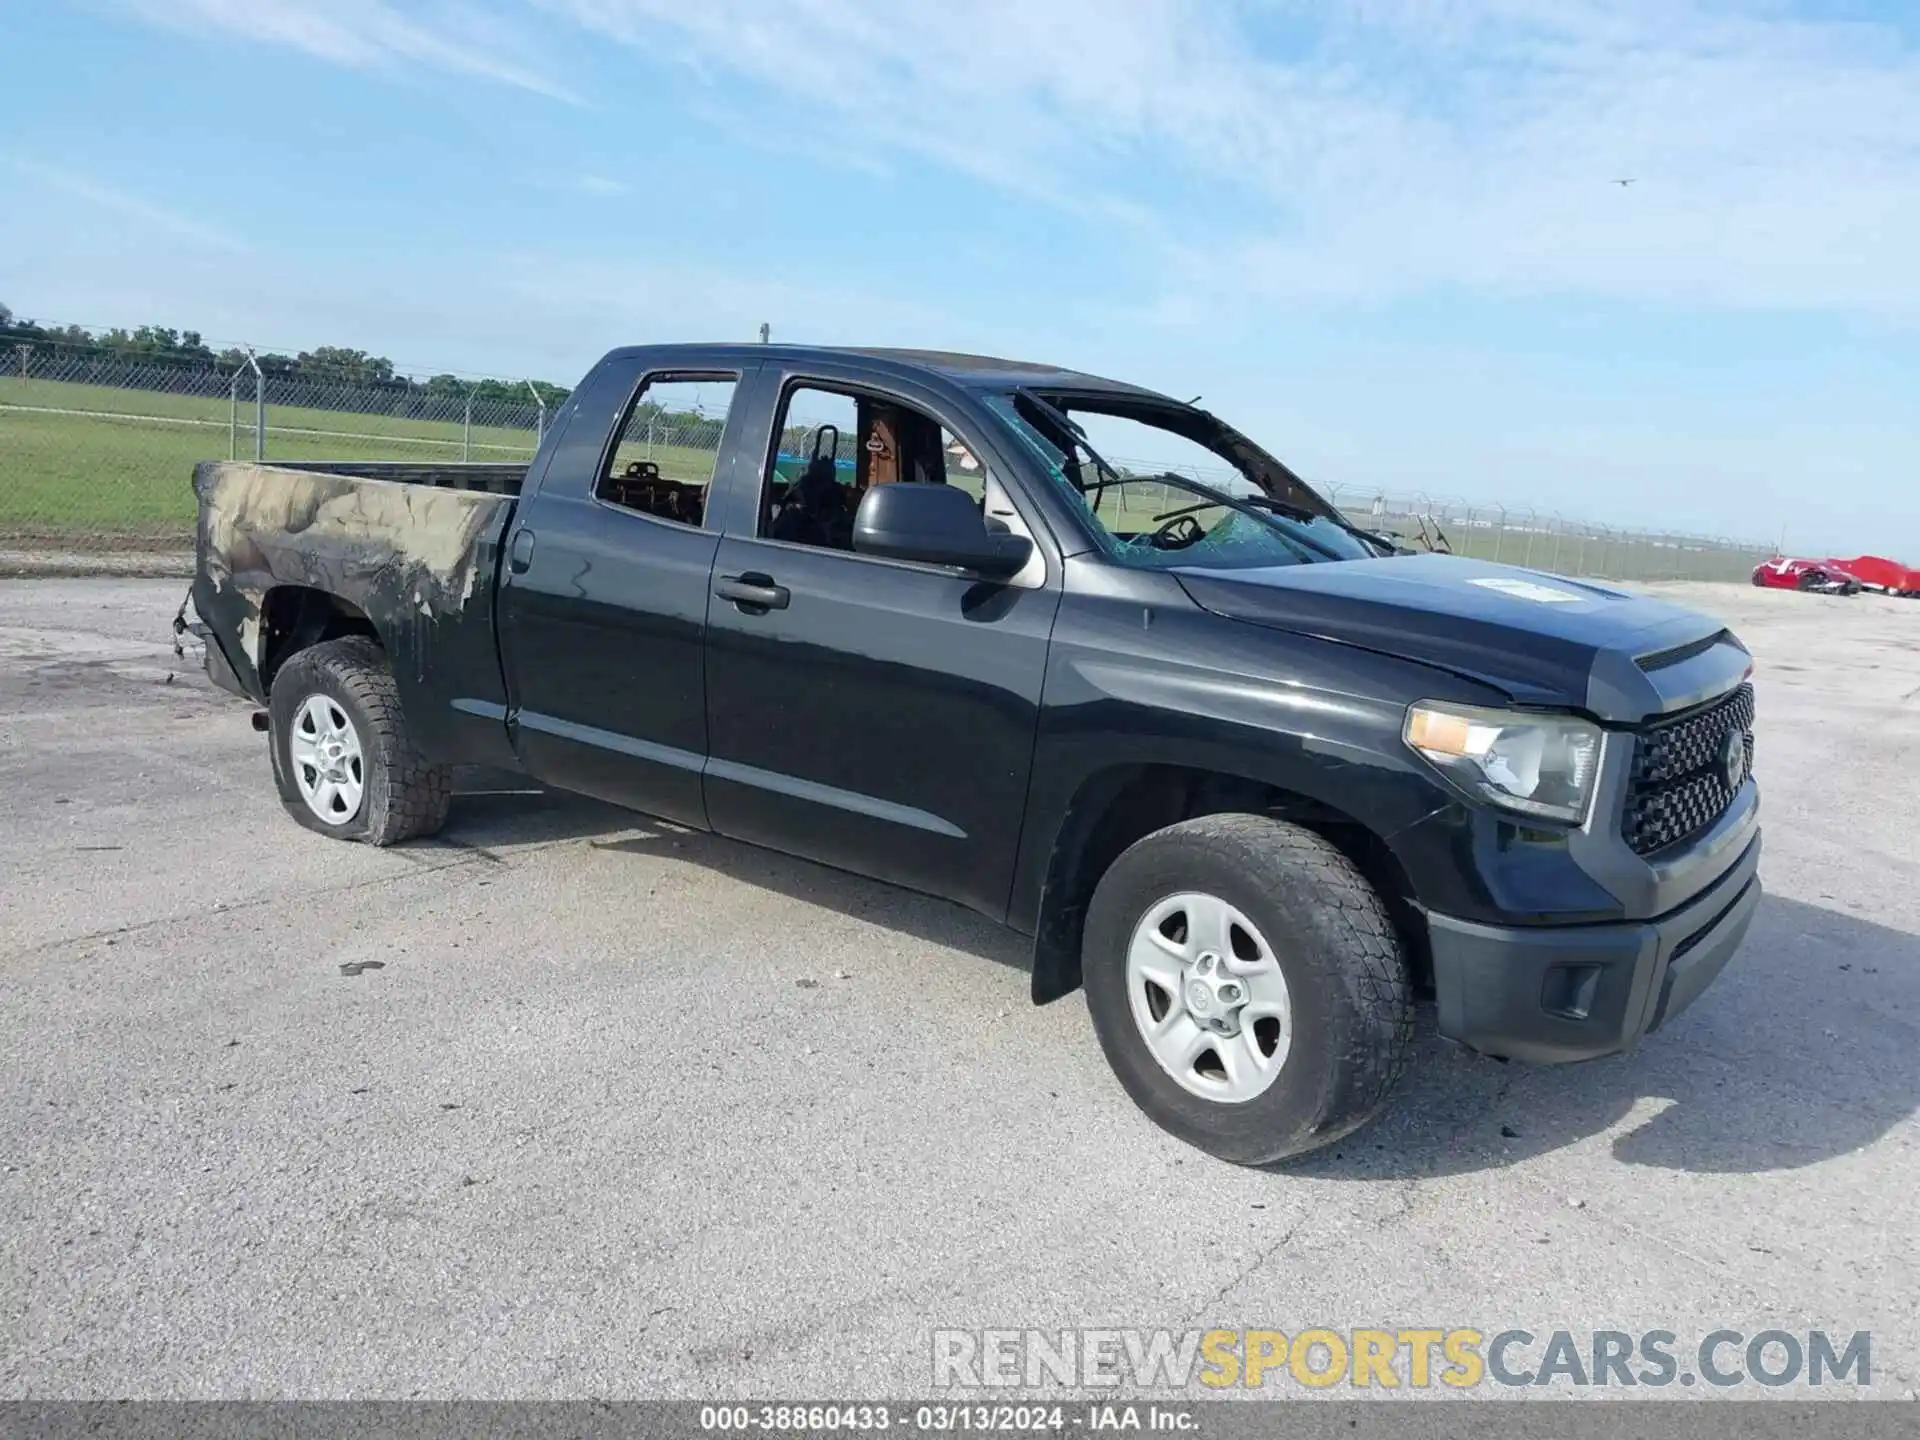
[1425,830,1761,1064]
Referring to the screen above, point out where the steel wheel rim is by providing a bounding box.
[1125,891,1293,1104]
[288,694,365,825]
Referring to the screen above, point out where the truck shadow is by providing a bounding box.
[440,780,1033,972]
[1277,894,1920,1179]
[433,769,639,849]
[431,787,1917,1179]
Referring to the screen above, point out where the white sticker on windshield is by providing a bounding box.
[1469,577,1585,604]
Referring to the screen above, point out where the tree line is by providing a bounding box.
[0,303,570,408]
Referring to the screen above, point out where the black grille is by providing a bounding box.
[1622,683,1755,856]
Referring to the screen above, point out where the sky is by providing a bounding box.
[1,0,1917,556]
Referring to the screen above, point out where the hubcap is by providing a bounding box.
[288,694,365,825]
[1125,892,1293,1104]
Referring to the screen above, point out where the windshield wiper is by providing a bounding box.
[1232,491,1398,557]
[1151,495,1347,562]
[1127,472,1341,562]
[1266,497,1404,559]
[1324,511,1404,556]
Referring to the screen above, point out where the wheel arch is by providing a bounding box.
[1027,762,1427,1005]
[257,585,381,694]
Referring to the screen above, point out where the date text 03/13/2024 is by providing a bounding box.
[698,1404,1195,1432]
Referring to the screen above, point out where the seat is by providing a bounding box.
[770,455,850,549]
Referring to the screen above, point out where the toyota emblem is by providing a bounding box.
[1720,729,1748,791]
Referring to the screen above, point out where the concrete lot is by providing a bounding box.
[2,578,1916,1399]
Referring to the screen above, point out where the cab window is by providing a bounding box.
[762,383,987,553]
[596,374,738,528]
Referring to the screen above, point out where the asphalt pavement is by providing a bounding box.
[2,578,1915,1399]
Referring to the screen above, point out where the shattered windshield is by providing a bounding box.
[983,392,1376,570]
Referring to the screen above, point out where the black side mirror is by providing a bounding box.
[852,483,1033,579]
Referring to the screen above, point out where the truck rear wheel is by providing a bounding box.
[1082,813,1413,1165]
[268,637,451,846]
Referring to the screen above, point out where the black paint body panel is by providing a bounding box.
[704,533,1059,917]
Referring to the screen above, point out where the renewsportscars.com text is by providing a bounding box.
[931,1327,1873,1391]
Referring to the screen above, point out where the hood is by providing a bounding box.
[1175,553,1751,724]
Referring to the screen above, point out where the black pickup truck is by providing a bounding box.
[187,343,1762,1163]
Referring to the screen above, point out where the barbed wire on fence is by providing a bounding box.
[5,346,554,437]
[2,346,1779,584]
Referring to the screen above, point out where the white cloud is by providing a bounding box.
[119,0,578,103]
[537,0,1920,316]
[2,156,249,253]
[487,252,972,359]
[573,173,630,196]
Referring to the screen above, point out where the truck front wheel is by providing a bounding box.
[267,636,451,846]
[1082,813,1413,1164]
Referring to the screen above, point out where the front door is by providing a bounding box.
[701,374,1060,919]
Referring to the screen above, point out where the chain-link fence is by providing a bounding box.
[2,344,1778,583]
[1317,483,1774,584]
[0,346,554,572]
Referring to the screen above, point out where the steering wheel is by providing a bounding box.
[1146,512,1209,550]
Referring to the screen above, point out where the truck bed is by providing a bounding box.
[194,458,524,613]
[190,459,524,764]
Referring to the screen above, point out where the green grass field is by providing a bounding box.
[0,376,545,541]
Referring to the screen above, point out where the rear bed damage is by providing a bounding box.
[192,461,518,698]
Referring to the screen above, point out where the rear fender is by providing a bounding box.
[192,462,516,765]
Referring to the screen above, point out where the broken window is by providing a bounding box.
[986,392,1377,570]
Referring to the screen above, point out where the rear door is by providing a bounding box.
[701,363,1062,919]
[497,359,759,827]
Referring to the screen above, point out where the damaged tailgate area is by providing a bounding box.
[189,459,525,761]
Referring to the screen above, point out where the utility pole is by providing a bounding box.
[759,323,770,344]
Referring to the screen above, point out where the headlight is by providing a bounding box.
[1404,702,1602,823]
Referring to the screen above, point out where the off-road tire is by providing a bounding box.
[1082,813,1414,1165]
[268,636,451,845]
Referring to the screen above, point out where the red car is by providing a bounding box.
[1750,557,1866,594]
[1831,555,1920,597]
